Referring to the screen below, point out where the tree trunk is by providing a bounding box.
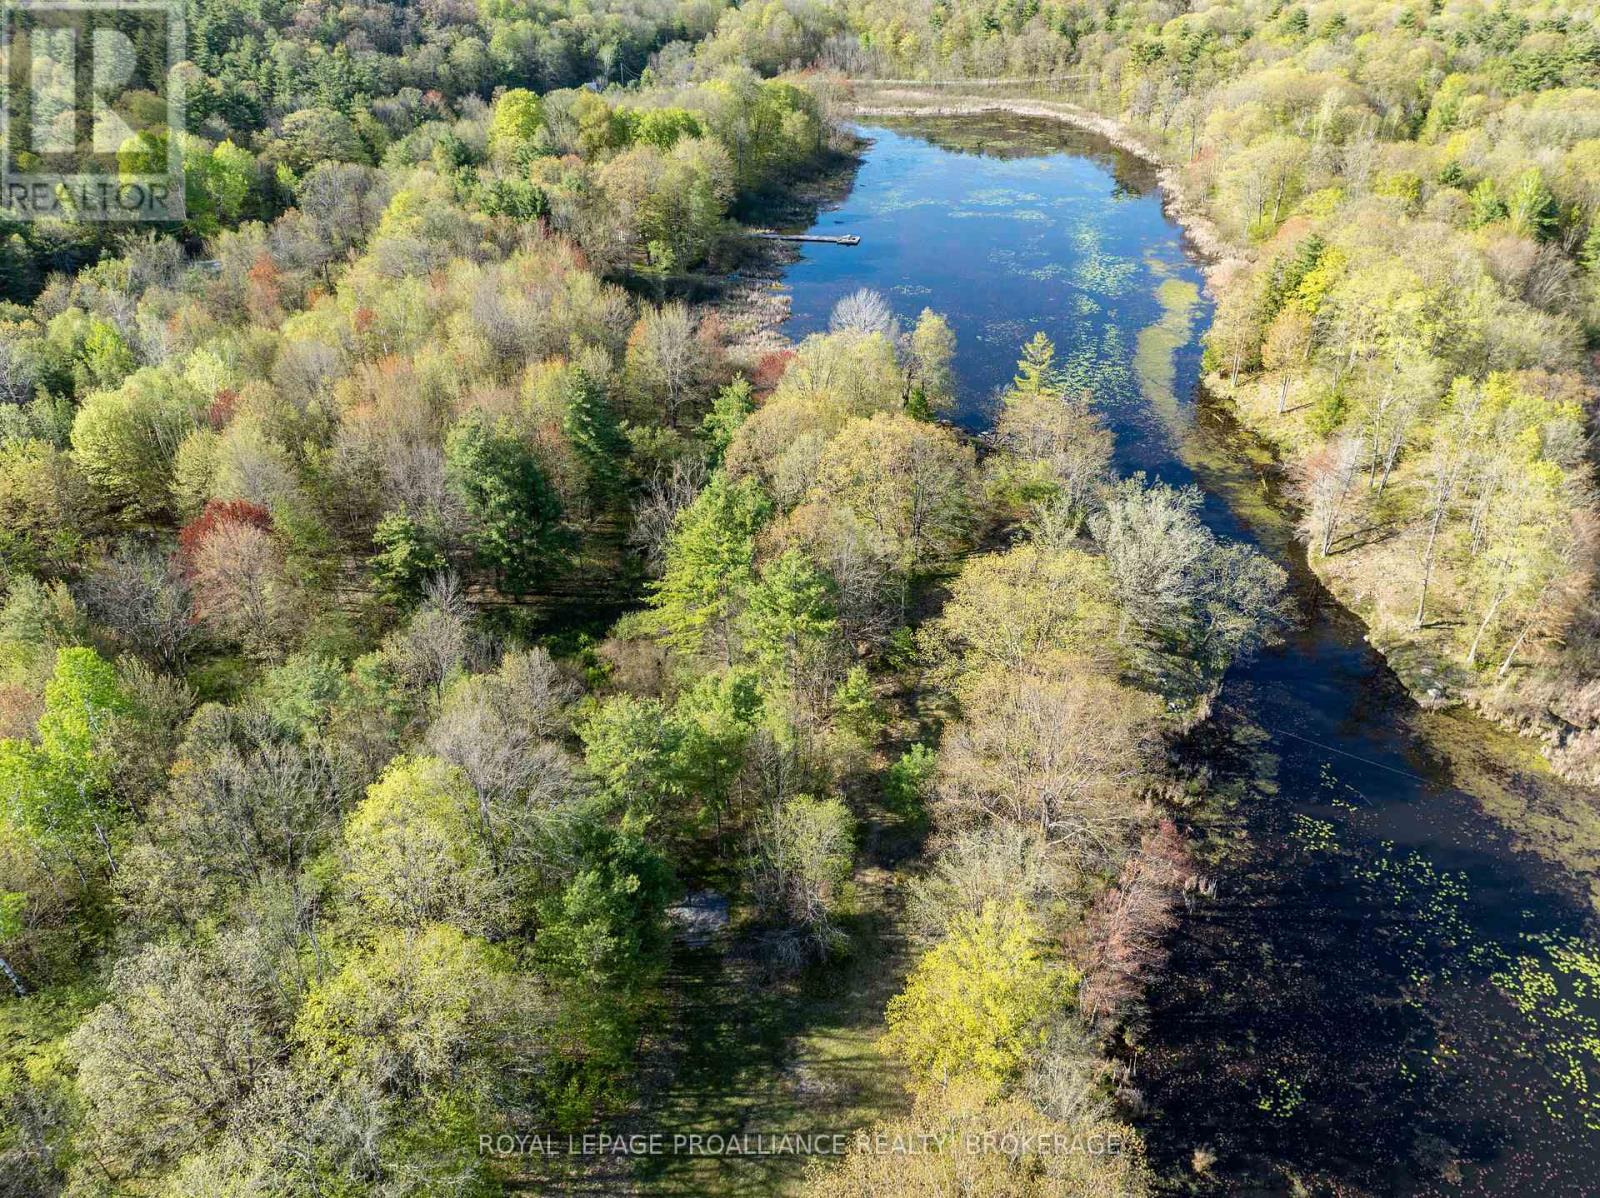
[0,952,26,997]
[94,823,116,875]
[718,610,735,670]
[1413,505,1446,629]
[1319,485,1347,556]
[1467,472,1500,558]
[1276,374,1289,415]
[1377,437,1401,497]
[1496,617,1536,682]
[1465,582,1506,668]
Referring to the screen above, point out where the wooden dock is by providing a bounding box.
[751,232,861,246]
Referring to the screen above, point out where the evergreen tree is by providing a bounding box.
[1011,332,1063,400]
[368,512,447,607]
[648,473,769,661]
[562,366,625,502]
[701,377,755,465]
[444,414,565,595]
[536,824,672,1113]
[1507,169,1559,240]
[1583,219,1600,273]
[742,549,839,696]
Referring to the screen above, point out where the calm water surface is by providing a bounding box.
[780,116,1600,1196]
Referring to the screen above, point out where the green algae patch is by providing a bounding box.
[1135,273,1200,433]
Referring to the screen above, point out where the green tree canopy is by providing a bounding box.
[648,472,770,661]
[445,413,566,594]
[0,647,127,856]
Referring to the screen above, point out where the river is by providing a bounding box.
[777,115,1600,1196]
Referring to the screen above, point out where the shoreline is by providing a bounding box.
[849,88,1595,786]
[848,92,1247,281]
[701,105,1600,1193]
[712,142,867,363]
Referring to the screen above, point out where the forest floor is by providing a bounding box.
[623,800,919,1198]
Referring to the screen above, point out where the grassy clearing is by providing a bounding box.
[515,788,919,1198]
[629,879,912,1196]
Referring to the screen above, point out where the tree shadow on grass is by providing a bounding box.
[621,894,914,1197]
[524,803,921,1198]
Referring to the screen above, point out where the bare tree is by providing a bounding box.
[68,940,286,1174]
[905,822,1066,943]
[937,661,1157,867]
[0,336,38,406]
[1298,432,1365,556]
[76,544,200,669]
[629,457,708,575]
[747,794,855,968]
[189,520,301,660]
[1091,481,1213,645]
[380,574,484,705]
[426,647,583,868]
[1413,403,1478,628]
[625,303,707,426]
[166,706,353,885]
[828,287,897,337]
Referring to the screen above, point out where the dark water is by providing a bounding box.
[780,116,1600,1195]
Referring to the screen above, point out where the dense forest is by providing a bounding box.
[0,0,1596,1195]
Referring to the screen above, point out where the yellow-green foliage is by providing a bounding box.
[489,88,543,160]
[882,901,1071,1098]
[294,923,513,1095]
[918,542,1116,691]
[802,1081,1152,1198]
[69,367,205,518]
[342,756,506,935]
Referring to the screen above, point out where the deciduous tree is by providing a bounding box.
[882,902,1064,1097]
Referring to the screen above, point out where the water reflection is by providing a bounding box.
[781,115,1600,1195]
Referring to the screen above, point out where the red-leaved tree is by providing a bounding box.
[1078,819,1201,1022]
[177,500,273,576]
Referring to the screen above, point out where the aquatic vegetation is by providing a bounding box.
[1256,1071,1307,1119]
[1289,812,1336,854]
[1076,254,1140,297]
[1349,839,1600,1129]
[978,317,1033,348]
[964,188,1044,207]
[1133,274,1200,433]
[865,191,941,216]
